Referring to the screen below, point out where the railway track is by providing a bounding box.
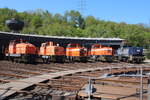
[0,60,150,100]
[0,60,115,82]
[4,68,149,100]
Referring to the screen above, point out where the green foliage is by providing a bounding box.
[145,47,150,59]
[0,8,150,50]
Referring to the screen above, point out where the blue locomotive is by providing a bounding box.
[116,47,145,63]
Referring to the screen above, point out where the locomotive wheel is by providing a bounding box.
[69,56,74,63]
[80,57,87,63]
[92,55,98,62]
[118,56,123,62]
[21,55,34,64]
[46,58,50,64]
[0,45,5,60]
[10,57,14,62]
[42,58,45,63]
[135,59,141,64]
[22,55,28,64]
[106,58,113,63]
[95,56,99,62]
[14,58,19,63]
[127,59,131,63]
[42,58,50,64]
[55,56,65,63]
[7,56,10,61]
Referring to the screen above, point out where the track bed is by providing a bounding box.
[0,60,150,100]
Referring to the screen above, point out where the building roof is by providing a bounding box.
[0,31,124,41]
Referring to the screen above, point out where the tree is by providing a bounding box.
[0,8,150,49]
[65,10,85,29]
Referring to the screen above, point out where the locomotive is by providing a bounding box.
[39,41,65,63]
[90,44,113,62]
[66,43,88,62]
[5,39,37,63]
[116,47,145,63]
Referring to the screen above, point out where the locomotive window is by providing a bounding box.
[67,44,81,48]
[42,43,47,47]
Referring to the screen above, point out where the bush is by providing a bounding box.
[145,48,150,59]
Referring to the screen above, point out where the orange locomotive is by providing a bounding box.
[90,44,113,62]
[39,41,65,63]
[66,43,88,62]
[5,39,37,63]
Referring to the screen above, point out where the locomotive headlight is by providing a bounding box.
[137,50,140,52]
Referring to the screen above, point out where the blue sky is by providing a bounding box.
[0,0,150,24]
